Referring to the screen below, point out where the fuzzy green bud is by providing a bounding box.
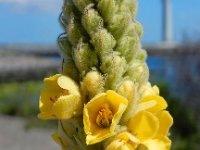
[126,60,149,85]
[63,0,81,23]
[73,40,98,74]
[56,119,94,150]
[58,36,72,59]
[72,0,93,12]
[82,5,103,36]
[108,13,131,40]
[67,17,87,45]
[91,28,116,55]
[128,0,138,18]
[116,35,139,60]
[136,49,147,61]
[97,0,117,23]
[100,52,127,90]
[62,59,79,82]
[134,21,143,38]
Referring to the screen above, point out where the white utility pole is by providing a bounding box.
[163,0,173,43]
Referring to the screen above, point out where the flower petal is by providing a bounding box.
[135,100,157,114]
[140,95,167,113]
[86,130,116,145]
[105,132,139,150]
[142,136,171,150]
[39,89,57,112]
[128,111,159,141]
[57,75,80,95]
[52,95,82,119]
[38,111,54,120]
[156,111,173,137]
[44,74,61,89]
[106,90,128,112]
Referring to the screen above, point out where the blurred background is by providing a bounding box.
[0,0,200,150]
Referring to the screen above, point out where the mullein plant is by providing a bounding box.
[38,0,173,149]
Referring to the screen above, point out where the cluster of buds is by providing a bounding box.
[38,0,173,149]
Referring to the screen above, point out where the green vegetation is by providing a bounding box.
[0,81,42,116]
[0,81,56,129]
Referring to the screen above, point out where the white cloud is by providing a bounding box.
[0,0,63,14]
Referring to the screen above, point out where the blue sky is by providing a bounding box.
[0,0,200,45]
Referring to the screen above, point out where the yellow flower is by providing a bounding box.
[105,132,140,150]
[127,95,173,150]
[83,90,128,145]
[127,111,172,150]
[38,74,82,120]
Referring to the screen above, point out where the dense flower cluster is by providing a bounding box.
[38,0,173,149]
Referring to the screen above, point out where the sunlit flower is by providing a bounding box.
[38,74,82,120]
[126,95,173,150]
[83,90,128,145]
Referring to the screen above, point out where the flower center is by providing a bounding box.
[49,89,69,102]
[96,104,113,128]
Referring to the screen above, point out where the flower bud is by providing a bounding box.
[108,14,130,40]
[97,0,117,23]
[72,0,92,12]
[67,17,87,45]
[100,52,127,90]
[128,0,138,18]
[91,28,116,55]
[62,59,79,82]
[82,5,103,35]
[134,21,143,38]
[58,37,72,60]
[116,35,139,61]
[136,49,147,61]
[53,118,89,150]
[73,41,98,74]
[126,60,149,85]
[63,0,81,23]
[81,71,105,101]
[139,82,160,98]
